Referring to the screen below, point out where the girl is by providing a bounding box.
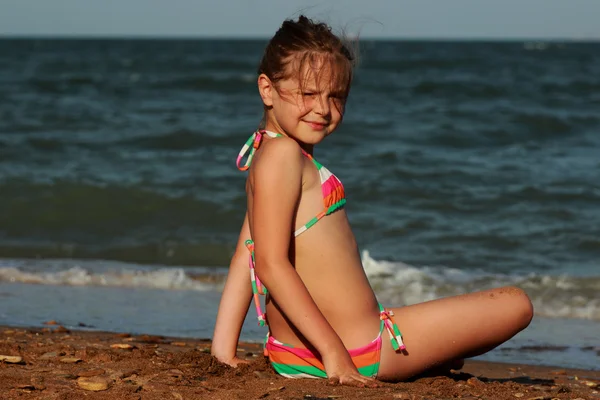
[212,15,533,386]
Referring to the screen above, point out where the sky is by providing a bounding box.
[1,0,599,40]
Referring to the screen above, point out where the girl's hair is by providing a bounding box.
[257,15,356,125]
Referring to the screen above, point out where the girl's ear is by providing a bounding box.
[258,74,274,107]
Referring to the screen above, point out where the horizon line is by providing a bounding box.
[1,34,599,42]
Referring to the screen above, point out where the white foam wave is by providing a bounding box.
[361,250,600,321]
[0,265,219,291]
[1,252,599,321]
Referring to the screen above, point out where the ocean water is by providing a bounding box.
[0,39,598,370]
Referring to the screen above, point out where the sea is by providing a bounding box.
[0,38,598,370]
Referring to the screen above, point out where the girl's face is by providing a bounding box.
[259,58,349,146]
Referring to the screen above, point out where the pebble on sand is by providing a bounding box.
[39,351,58,360]
[110,343,135,350]
[77,376,111,392]
[60,357,82,364]
[0,355,23,364]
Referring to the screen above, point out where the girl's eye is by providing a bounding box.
[303,92,316,97]
[331,95,346,104]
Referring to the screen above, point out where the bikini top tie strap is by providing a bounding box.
[236,131,264,171]
[236,130,283,171]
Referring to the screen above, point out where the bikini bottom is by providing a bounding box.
[264,303,405,379]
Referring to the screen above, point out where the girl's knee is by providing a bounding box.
[499,286,534,329]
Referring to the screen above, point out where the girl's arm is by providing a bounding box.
[211,212,253,366]
[251,139,374,385]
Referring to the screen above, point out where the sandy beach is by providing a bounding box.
[0,325,598,400]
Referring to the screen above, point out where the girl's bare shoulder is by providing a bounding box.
[249,137,305,182]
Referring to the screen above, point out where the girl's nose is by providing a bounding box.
[314,95,331,116]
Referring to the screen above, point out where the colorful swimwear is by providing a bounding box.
[266,304,405,379]
[237,129,346,236]
[236,130,406,378]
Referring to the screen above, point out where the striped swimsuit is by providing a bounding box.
[236,130,406,379]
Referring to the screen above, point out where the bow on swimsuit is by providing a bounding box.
[236,130,406,378]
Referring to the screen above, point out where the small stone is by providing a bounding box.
[557,386,570,393]
[110,343,135,350]
[514,394,524,398]
[171,342,187,347]
[172,393,184,400]
[119,369,140,379]
[467,377,483,386]
[115,333,131,338]
[582,380,598,388]
[0,355,23,364]
[16,384,36,390]
[254,371,271,379]
[57,374,78,380]
[44,320,59,325]
[54,325,70,333]
[77,376,111,391]
[168,369,184,377]
[60,357,82,363]
[393,393,412,399]
[3,330,15,334]
[524,396,546,400]
[77,369,105,377]
[31,377,46,390]
[550,369,566,375]
[39,351,58,360]
[136,335,164,344]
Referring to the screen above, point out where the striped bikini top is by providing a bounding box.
[236,130,346,236]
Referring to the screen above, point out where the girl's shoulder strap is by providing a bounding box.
[236,130,283,171]
[237,130,318,171]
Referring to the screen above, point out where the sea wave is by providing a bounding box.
[363,251,600,321]
[1,252,598,321]
[0,263,224,291]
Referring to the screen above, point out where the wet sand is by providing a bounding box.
[0,325,598,399]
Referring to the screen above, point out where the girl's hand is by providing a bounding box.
[322,352,380,388]
[328,371,380,388]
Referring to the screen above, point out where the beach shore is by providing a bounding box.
[0,325,598,400]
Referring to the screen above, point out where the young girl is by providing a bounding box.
[212,15,533,386]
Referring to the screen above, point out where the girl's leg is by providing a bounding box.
[377,286,533,382]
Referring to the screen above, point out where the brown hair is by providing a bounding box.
[258,15,356,124]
